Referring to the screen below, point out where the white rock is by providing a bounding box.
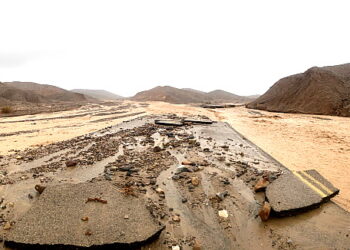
[172,246,180,250]
[218,209,228,218]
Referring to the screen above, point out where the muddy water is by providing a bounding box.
[1,115,349,249]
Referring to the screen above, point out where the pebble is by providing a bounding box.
[156,188,164,194]
[3,222,11,230]
[218,209,229,218]
[81,216,89,221]
[35,184,46,194]
[66,160,78,167]
[172,215,181,222]
[172,245,180,250]
[191,177,200,186]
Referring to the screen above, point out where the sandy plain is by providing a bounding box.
[0,101,349,211]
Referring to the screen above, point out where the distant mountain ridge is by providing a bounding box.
[71,89,123,100]
[131,86,256,104]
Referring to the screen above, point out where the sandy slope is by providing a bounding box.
[0,101,349,211]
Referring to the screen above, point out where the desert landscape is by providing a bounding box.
[1,1,350,247]
[0,72,350,249]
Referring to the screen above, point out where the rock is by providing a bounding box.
[172,175,180,181]
[254,177,270,192]
[153,146,162,152]
[65,160,78,167]
[81,217,89,221]
[258,201,271,221]
[172,215,181,222]
[176,166,193,174]
[172,246,180,250]
[35,184,46,194]
[124,215,129,219]
[181,198,188,203]
[3,222,11,230]
[182,160,195,166]
[155,188,164,194]
[191,177,200,186]
[216,191,229,201]
[218,209,228,218]
[193,240,201,250]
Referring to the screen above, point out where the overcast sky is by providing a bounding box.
[1,0,350,97]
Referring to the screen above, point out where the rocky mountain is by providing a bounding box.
[71,89,123,100]
[247,64,350,116]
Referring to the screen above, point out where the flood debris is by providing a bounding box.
[266,169,339,216]
[2,114,349,249]
[5,182,164,248]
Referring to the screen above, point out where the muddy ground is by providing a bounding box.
[0,111,349,249]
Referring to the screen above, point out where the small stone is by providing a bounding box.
[81,216,89,221]
[182,160,195,166]
[181,198,188,203]
[218,209,228,218]
[258,201,271,221]
[172,246,180,250]
[172,215,181,222]
[191,177,200,186]
[193,240,201,250]
[124,215,129,219]
[155,188,164,194]
[172,175,180,181]
[153,146,162,152]
[35,184,46,194]
[254,177,270,192]
[66,160,78,167]
[3,222,11,230]
[216,191,229,201]
[85,229,92,236]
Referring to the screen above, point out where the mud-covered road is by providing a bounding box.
[0,115,349,249]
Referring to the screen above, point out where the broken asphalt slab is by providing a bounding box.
[266,169,339,216]
[183,118,213,124]
[154,119,184,126]
[5,181,164,249]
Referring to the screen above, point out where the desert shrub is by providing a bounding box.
[1,106,13,114]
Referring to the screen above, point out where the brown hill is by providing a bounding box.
[207,90,255,103]
[7,82,87,102]
[131,86,252,104]
[131,86,211,104]
[247,64,350,116]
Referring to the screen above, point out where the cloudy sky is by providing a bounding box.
[1,0,350,97]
